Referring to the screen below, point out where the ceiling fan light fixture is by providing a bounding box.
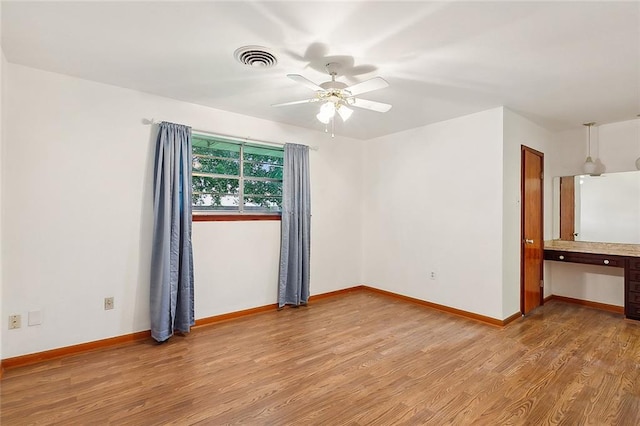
[316,111,332,124]
[320,101,335,115]
[337,105,353,122]
[275,64,391,134]
[316,101,336,123]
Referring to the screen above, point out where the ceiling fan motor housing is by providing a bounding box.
[320,81,348,90]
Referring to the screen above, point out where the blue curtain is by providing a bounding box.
[278,143,311,308]
[150,122,195,342]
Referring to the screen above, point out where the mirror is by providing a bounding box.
[554,171,640,244]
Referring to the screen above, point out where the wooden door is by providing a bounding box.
[521,146,544,314]
[559,176,575,241]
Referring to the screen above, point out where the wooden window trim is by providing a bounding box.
[193,214,281,222]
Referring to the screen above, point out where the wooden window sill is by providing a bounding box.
[193,214,281,222]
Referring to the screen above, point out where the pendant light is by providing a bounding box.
[583,122,597,175]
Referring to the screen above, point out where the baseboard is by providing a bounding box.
[548,294,624,314]
[0,286,365,374]
[361,286,518,327]
[308,285,365,301]
[195,287,365,328]
[0,284,528,373]
[193,303,278,328]
[502,311,524,325]
[1,330,152,372]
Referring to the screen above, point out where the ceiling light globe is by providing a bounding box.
[338,106,353,122]
[583,157,597,175]
[316,112,331,124]
[320,102,335,115]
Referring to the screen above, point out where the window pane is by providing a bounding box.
[243,161,283,179]
[244,180,283,210]
[192,176,240,195]
[244,180,282,197]
[193,194,240,211]
[196,156,240,176]
[192,176,240,209]
[244,196,282,211]
[192,137,241,159]
[244,144,284,165]
[191,135,284,214]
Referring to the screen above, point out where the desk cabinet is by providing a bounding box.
[544,249,639,321]
[626,258,640,320]
[544,250,626,268]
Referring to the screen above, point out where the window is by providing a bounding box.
[191,134,283,214]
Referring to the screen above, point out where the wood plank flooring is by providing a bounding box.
[2,290,640,425]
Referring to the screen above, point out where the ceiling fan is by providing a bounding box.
[272,62,392,130]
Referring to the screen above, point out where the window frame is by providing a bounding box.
[191,133,283,221]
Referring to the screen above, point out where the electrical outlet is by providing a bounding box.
[104,297,114,310]
[430,271,436,280]
[9,314,21,329]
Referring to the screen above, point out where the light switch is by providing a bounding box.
[28,310,42,326]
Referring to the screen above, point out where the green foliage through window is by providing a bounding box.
[192,134,283,213]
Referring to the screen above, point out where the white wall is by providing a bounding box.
[362,108,506,320]
[1,63,363,358]
[547,118,640,306]
[502,109,553,316]
[0,7,5,362]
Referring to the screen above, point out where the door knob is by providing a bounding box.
[524,239,534,244]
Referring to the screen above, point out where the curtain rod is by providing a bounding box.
[143,118,319,151]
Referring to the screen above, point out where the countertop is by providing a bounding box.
[544,240,640,257]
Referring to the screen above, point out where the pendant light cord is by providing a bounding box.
[584,122,595,158]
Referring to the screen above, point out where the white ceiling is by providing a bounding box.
[2,1,639,140]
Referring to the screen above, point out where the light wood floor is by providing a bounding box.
[2,290,640,425]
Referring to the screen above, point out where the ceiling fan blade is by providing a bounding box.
[351,98,392,113]
[272,98,318,107]
[345,77,389,96]
[287,74,324,92]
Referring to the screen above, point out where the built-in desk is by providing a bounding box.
[544,240,640,320]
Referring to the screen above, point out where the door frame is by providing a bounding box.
[520,145,544,314]
[559,176,576,240]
